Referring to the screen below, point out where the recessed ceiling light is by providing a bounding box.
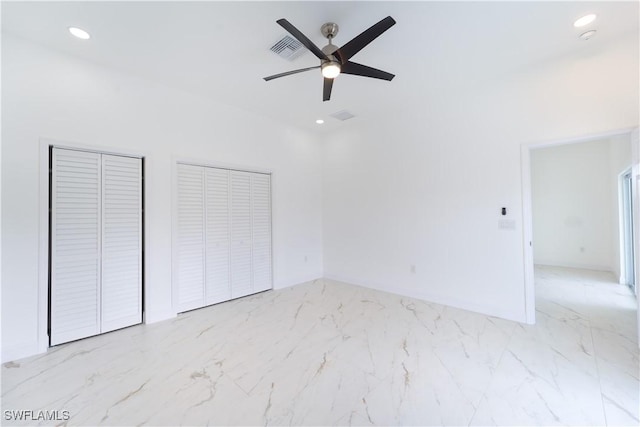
[68,27,90,40]
[579,30,597,40]
[315,119,325,124]
[574,14,596,28]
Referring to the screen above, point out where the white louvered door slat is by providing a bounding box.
[230,171,253,299]
[251,173,272,293]
[101,154,142,333]
[205,168,231,304]
[177,164,206,311]
[51,148,101,345]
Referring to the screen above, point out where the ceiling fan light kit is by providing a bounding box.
[321,61,341,78]
[263,16,396,101]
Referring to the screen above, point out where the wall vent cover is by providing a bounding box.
[330,110,356,121]
[270,35,306,61]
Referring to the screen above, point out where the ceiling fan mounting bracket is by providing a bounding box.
[321,22,339,40]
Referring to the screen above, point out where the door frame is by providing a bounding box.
[619,168,636,292]
[38,138,145,354]
[520,127,637,325]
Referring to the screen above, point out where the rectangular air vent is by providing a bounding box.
[330,110,356,121]
[270,35,306,61]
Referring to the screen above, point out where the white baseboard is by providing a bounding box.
[274,275,323,290]
[534,261,614,273]
[1,342,44,364]
[145,310,176,324]
[324,274,526,323]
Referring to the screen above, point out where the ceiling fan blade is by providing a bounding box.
[334,16,396,64]
[323,78,334,102]
[277,19,329,61]
[341,62,395,81]
[263,66,320,81]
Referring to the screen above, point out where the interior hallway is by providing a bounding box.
[1,266,638,426]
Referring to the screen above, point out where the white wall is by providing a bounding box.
[530,136,631,273]
[322,34,639,322]
[1,35,323,362]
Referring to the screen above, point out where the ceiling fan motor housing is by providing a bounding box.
[321,45,339,56]
[320,41,342,75]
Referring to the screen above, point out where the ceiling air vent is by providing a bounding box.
[330,110,356,121]
[270,35,306,61]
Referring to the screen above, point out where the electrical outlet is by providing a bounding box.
[304,255,308,262]
[410,265,416,274]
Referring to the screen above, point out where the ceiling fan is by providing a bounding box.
[263,16,396,101]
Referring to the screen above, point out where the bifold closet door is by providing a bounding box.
[176,164,206,312]
[175,165,272,312]
[51,149,102,345]
[251,173,272,293]
[51,148,142,346]
[205,168,231,305]
[230,171,252,299]
[100,154,142,333]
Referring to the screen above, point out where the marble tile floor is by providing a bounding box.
[1,266,638,426]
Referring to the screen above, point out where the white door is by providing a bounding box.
[101,154,143,332]
[205,168,231,304]
[51,148,142,346]
[175,165,272,312]
[230,171,253,299]
[51,149,102,345]
[176,164,206,312]
[251,173,272,293]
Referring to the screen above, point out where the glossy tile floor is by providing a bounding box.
[1,266,638,426]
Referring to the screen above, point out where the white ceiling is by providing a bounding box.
[3,1,638,133]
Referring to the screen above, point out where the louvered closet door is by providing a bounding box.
[205,168,231,304]
[251,173,272,293]
[51,149,102,346]
[101,154,142,333]
[177,164,205,311]
[230,171,252,299]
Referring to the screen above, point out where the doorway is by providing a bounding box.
[521,128,638,327]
